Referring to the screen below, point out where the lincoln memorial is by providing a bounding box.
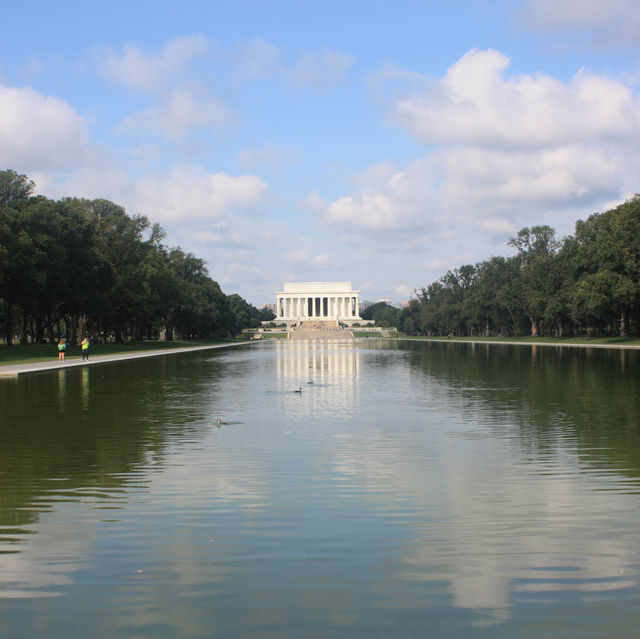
[275,282,362,324]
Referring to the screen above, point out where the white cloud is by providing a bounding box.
[130,164,268,224]
[187,225,275,256]
[231,37,280,79]
[28,164,270,229]
[312,254,329,268]
[220,262,270,289]
[288,48,355,90]
[394,284,412,298]
[323,48,639,247]
[280,248,328,271]
[517,0,640,47]
[481,218,517,233]
[32,166,131,202]
[299,191,327,215]
[20,57,45,80]
[239,141,302,172]
[0,85,90,171]
[425,258,445,271]
[191,230,228,243]
[366,60,428,97]
[323,143,626,235]
[436,145,622,210]
[326,193,399,230]
[283,248,309,263]
[99,35,208,92]
[118,87,235,142]
[394,49,640,150]
[325,158,440,231]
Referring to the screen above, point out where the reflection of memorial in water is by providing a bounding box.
[274,340,360,418]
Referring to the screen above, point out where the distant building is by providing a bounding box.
[261,303,277,314]
[275,282,362,323]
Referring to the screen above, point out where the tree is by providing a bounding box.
[414,281,449,336]
[508,225,560,261]
[0,170,40,343]
[0,196,66,344]
[399,298,422,335]
[567,196,640,336]
[0,169,35,207]
[0,170,254,344]
[227,294,263,334]
[84,199,159,342]
[258,306,276,322]
[509,225,562,336]
[167,249,235,339]
[361,301,401,327]
[470,256,526,336]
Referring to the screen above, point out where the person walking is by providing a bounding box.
[81,337,90,361]
[57,339,66,362]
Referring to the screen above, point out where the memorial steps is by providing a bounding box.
[288,320,354,340]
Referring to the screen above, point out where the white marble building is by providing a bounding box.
[275,282,362,323]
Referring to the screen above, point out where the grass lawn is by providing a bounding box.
[401,335,640,347]
[0,339,246,366]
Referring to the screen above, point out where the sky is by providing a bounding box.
[2,0,640,307]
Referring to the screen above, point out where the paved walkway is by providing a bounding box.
[0,342,252,378]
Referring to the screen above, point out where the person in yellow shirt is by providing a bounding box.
[81,337,90,361]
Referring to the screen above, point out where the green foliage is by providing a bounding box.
[0,169,35,206]
[400,197,640,338]
[361,301,401,327]
[258,306,276,321]
[567,196,640,336]
[227,293,265,333]
[0,170,253,343]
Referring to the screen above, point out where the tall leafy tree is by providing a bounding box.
[567,196,640,336]
[470,256,526,336]
[167,249,234,339]
[227,293,264,334]
[0,169,35,206]
[361,301,401,327]
[509,225,561,336]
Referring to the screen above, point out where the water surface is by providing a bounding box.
[1,340,640,637]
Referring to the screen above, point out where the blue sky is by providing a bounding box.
[2,0,640,306]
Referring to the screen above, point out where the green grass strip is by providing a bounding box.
[400,335,640,346]
[0,339,245,366]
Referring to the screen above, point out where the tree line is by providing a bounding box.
[0,170,274,345]
[381,195,640,338]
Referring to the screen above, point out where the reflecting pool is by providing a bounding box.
[1,340,640,638]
